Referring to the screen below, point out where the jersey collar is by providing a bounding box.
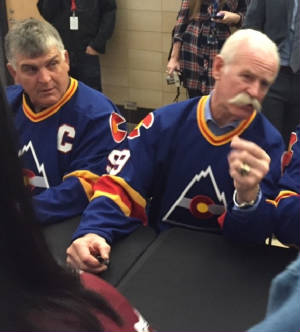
[22,77,78,122]
[197,95,257,145]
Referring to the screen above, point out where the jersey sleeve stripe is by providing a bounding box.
[92,175,147,225]
[93,190,131,216]
[63,170,100,201]
[266,190,300,207]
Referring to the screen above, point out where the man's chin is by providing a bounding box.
[34,98,59,112]
[240,104,255,113]
[41,93,61,103]
[231,105,255,121]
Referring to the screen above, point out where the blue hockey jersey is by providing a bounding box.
[73,95,285,243]
[223,127,300,246]
[7,78,127,223]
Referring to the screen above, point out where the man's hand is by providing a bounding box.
[66,233,111,274]
[228,136,270,203]
[85,46,99,56]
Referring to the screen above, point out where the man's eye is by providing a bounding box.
[261,80,270,89]
[48,61,58,68]
[23,67,37,75]
[23,66,37,74]
[242,74,252,81]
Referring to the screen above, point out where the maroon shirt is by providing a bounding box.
[81,273,153,332]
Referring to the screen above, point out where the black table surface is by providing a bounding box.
[118,227,298,332]
[43,216,157,286]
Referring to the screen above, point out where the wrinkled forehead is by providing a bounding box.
[234,43,279,69]
[15,46,64,67]
[228,46,279,78]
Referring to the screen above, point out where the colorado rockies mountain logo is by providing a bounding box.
[163,166,226,228]
[19,141,49,190]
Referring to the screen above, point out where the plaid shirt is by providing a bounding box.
[173,0,247,95]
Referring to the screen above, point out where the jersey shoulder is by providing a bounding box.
[74,82,119,119]
[5,85,24,117]
[153,97,200,129]
[6,84,23,105]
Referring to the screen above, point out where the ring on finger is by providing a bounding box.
[239,162,251,176]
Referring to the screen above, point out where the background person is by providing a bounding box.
[4,18,127,224]
[66,29,285,274]
[243,0,300,146]
[0,79,151,332]
[37,0,116,92]
[246,254,300,332]
[167,0,247,98]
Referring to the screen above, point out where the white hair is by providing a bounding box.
[220,29,280,67]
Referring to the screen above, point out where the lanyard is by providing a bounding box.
[71,0,76,12]
[213,0,219,13]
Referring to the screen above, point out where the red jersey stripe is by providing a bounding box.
[93,175,148,225]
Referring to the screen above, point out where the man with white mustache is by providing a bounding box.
[229,92,262,112]
[67,29,286,274]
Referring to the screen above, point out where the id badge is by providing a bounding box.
[70,15,79,30]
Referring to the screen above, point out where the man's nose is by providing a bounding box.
[37,68,51,83]
[246,80,260,99]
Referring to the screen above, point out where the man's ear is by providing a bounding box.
[6,63,17,81]
[63,50,70,65]
[212,55,225,81]
[63,50,70,74]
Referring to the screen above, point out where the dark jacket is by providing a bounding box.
[243,0,295,46]
[37,0,116,54]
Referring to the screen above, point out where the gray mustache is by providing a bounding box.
[228,93,262,112]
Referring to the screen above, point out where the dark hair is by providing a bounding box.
[0,82,121,331]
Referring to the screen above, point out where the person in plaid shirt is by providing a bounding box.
[167,0,247,98]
